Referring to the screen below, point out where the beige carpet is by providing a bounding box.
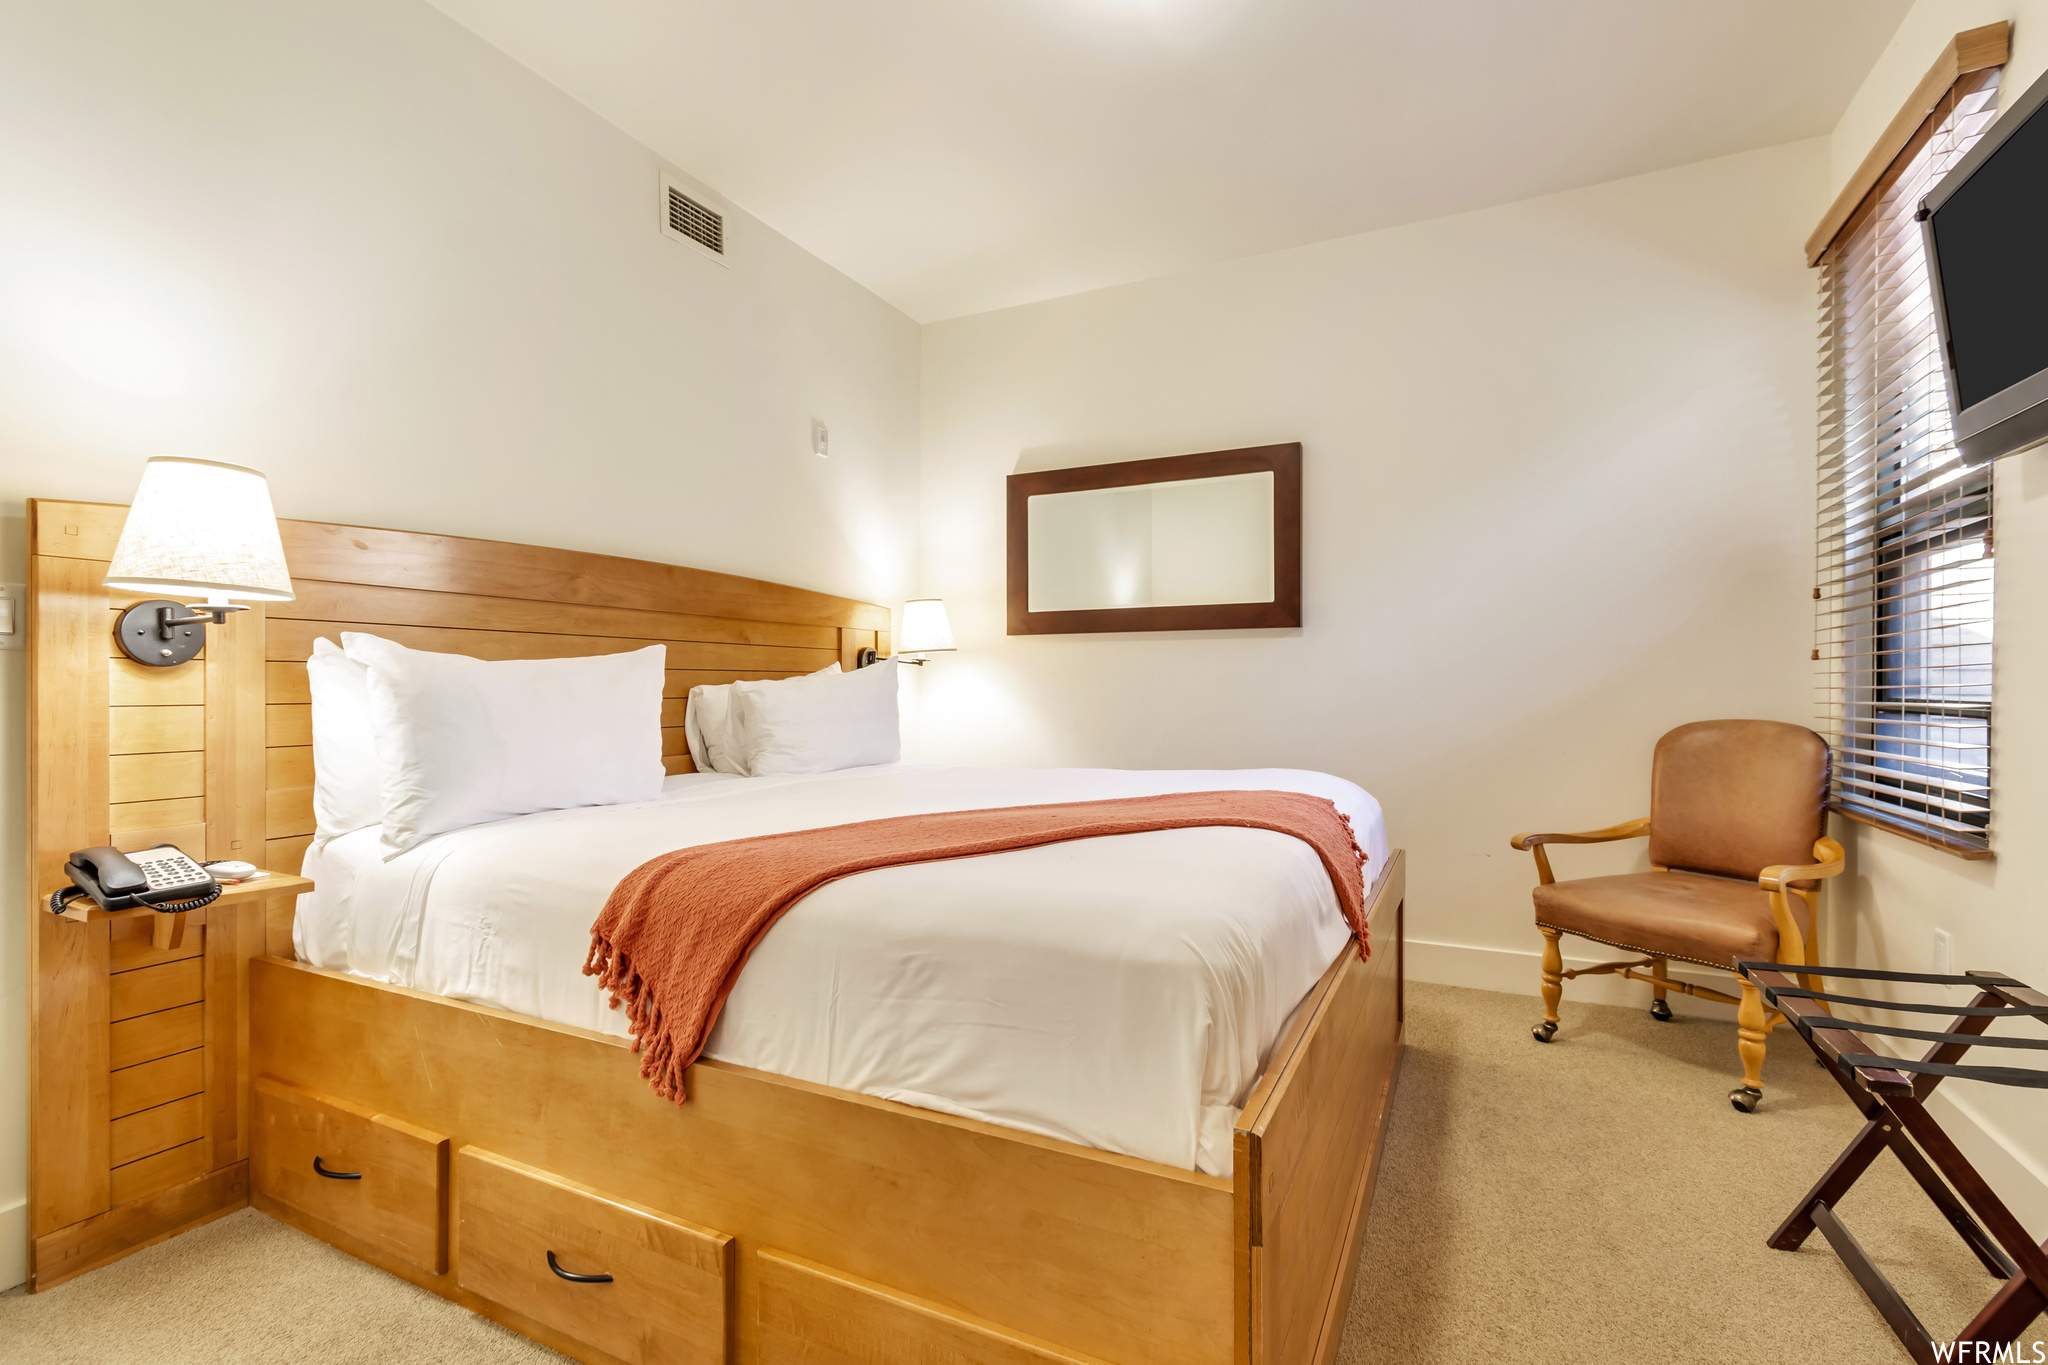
[1340,983,2047,1363]
[2,982,2040,1364]
[0,1209,560,1365]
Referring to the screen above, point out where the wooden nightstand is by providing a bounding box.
[31,870,315,1289]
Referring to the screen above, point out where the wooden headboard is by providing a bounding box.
[24,498,890,1286]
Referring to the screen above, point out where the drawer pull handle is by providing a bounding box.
[546,1250,613,1284]
[312,1156,362,1181]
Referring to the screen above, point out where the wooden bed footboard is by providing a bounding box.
[1236,854,1405,1365]
[247,961,1236,1365]
[239,851,1403,1365]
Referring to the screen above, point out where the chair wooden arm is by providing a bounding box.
[1760,837,1845,977]
[1510,817,1649,886]
[1509,817,1651,851]
[1758,838,1846,893]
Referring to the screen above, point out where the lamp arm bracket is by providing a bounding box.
[159,602,250,628]
[113,598,249,668]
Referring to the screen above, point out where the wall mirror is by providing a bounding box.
[1006,443,1301,634]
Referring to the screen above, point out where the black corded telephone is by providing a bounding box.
[48,844,221,915]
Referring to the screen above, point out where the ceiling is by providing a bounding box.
[427,0,1909,322]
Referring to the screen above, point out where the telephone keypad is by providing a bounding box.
[135,853,210,891]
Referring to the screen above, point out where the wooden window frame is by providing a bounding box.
[1806,22,2009,266]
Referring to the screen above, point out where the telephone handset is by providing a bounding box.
[49,844,221,916]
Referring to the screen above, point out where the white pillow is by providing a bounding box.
[306,637,382,841]
[732,660,900,777]
[685,662,840,776]
[683,684,742,775]
[342,633,666,857]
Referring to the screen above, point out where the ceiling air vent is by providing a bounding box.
[659,173,726,264]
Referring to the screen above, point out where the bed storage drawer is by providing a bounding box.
[252,1075,449,1273]
[756,1247,1102,1364]
[456,1147,732,1365]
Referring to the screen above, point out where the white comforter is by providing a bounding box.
[296,764,1387,1176]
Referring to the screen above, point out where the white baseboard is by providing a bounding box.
[1405,938,2048,1241]
[1405,936,1738,1021]
[0,1195,24,1293]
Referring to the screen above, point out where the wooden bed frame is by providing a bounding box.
[25,497,1407,1365]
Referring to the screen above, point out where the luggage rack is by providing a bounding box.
[1737,960,2048,1364]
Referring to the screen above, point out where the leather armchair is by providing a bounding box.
[1510,720,1841,1112]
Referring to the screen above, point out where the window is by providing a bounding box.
[1815,67,2001,856]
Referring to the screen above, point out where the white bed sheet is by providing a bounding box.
[296,764,1388,1177]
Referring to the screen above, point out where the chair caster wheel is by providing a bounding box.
[1650,999,1674,1022]
[1532,1020,1558,1043]
[1730,1086,1763,1113]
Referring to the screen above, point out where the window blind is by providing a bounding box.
[1815,68,2002,856]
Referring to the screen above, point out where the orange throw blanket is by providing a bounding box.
[585,790,1370,1104]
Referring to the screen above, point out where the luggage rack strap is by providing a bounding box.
[1735,961,2021,988]
[1835,1055,2048,1089]
[1751,987,2048,1018]
[1799,1017,2048,1051]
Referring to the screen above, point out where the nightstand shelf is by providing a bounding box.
[52,872,313,924]
[50,872,313,951]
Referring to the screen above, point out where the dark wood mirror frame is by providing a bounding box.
[1006,442,1301,635]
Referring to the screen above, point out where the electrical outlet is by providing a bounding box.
[1934,928,1954,975]
[0,582,24,650]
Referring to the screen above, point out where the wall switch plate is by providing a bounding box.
[812,419,829,459]
[0,582,24,650]
[1934,928,1954,975]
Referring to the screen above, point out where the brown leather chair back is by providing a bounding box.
[1647,720,1830,880]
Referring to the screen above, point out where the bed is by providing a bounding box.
[297,764,1390,1177]
[26,498,1406,1365]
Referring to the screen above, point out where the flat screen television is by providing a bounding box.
[1923,67,2048,464]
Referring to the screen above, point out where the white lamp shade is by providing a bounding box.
[898,598,954,655]
[104,457,295,602]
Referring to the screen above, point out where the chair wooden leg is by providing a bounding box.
[1534,927,1563,1042]
[1649,957,1674,1021]
[1732,976,1768,1112]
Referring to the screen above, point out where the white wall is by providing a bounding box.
[1830,0,2048,193]
[920,140,1827,1004]
[1820,0,2048,1237]
[0,0,922,1290]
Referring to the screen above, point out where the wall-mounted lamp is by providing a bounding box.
[894,598,955,666]
[104,457,295,668]
[854,599,953,668]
